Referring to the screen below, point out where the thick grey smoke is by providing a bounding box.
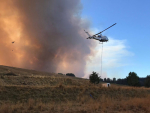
[0,0,93,77]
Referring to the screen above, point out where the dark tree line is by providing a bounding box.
[89,71,150,87]
[97,72,150,87]
[103,77,127,85]
[145,75,150,87]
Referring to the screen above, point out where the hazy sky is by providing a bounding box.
[81,0,150,79]
[1,0,149,79]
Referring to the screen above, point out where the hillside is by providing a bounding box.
[0,65,55,76]
[0,65,88,86]
[0,65,150,113]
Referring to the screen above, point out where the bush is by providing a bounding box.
[145,75,150,88]
[89,71,100,84]
[5,72,17,76]
[0,75,4,79]
[66,73,75,77]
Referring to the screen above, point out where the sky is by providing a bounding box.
[81,0,150,79]
[0,0,149,80]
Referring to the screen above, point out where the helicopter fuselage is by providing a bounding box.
[84,23,116,43]
[90,35,108,42]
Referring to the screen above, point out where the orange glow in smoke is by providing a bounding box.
[0,1,92,77]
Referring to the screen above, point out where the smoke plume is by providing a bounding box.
[0,0,93,77]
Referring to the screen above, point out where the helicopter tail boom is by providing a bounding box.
[84,30,92,39]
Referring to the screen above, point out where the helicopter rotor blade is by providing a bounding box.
[93,23,116,36]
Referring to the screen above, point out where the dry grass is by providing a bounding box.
[0,65,150,113]
[0,84,150,113]
[1,93,150,113]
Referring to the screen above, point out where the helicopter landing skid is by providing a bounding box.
[99,42,103,44]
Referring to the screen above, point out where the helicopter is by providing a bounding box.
[84,23,116,42]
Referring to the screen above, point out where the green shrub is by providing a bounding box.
[89,71,100,84]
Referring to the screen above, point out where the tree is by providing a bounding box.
[145,75,150,87]
[106,78,110,82]
[113,78,116,82]
[126,72,140,86]
[104,78,106,82]
[100,78,103,82]
[89,71,100,84]
[117,78,127,85]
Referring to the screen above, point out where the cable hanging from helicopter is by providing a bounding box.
[84,23,117,76]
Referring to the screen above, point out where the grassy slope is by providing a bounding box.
[0,65,150,113]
